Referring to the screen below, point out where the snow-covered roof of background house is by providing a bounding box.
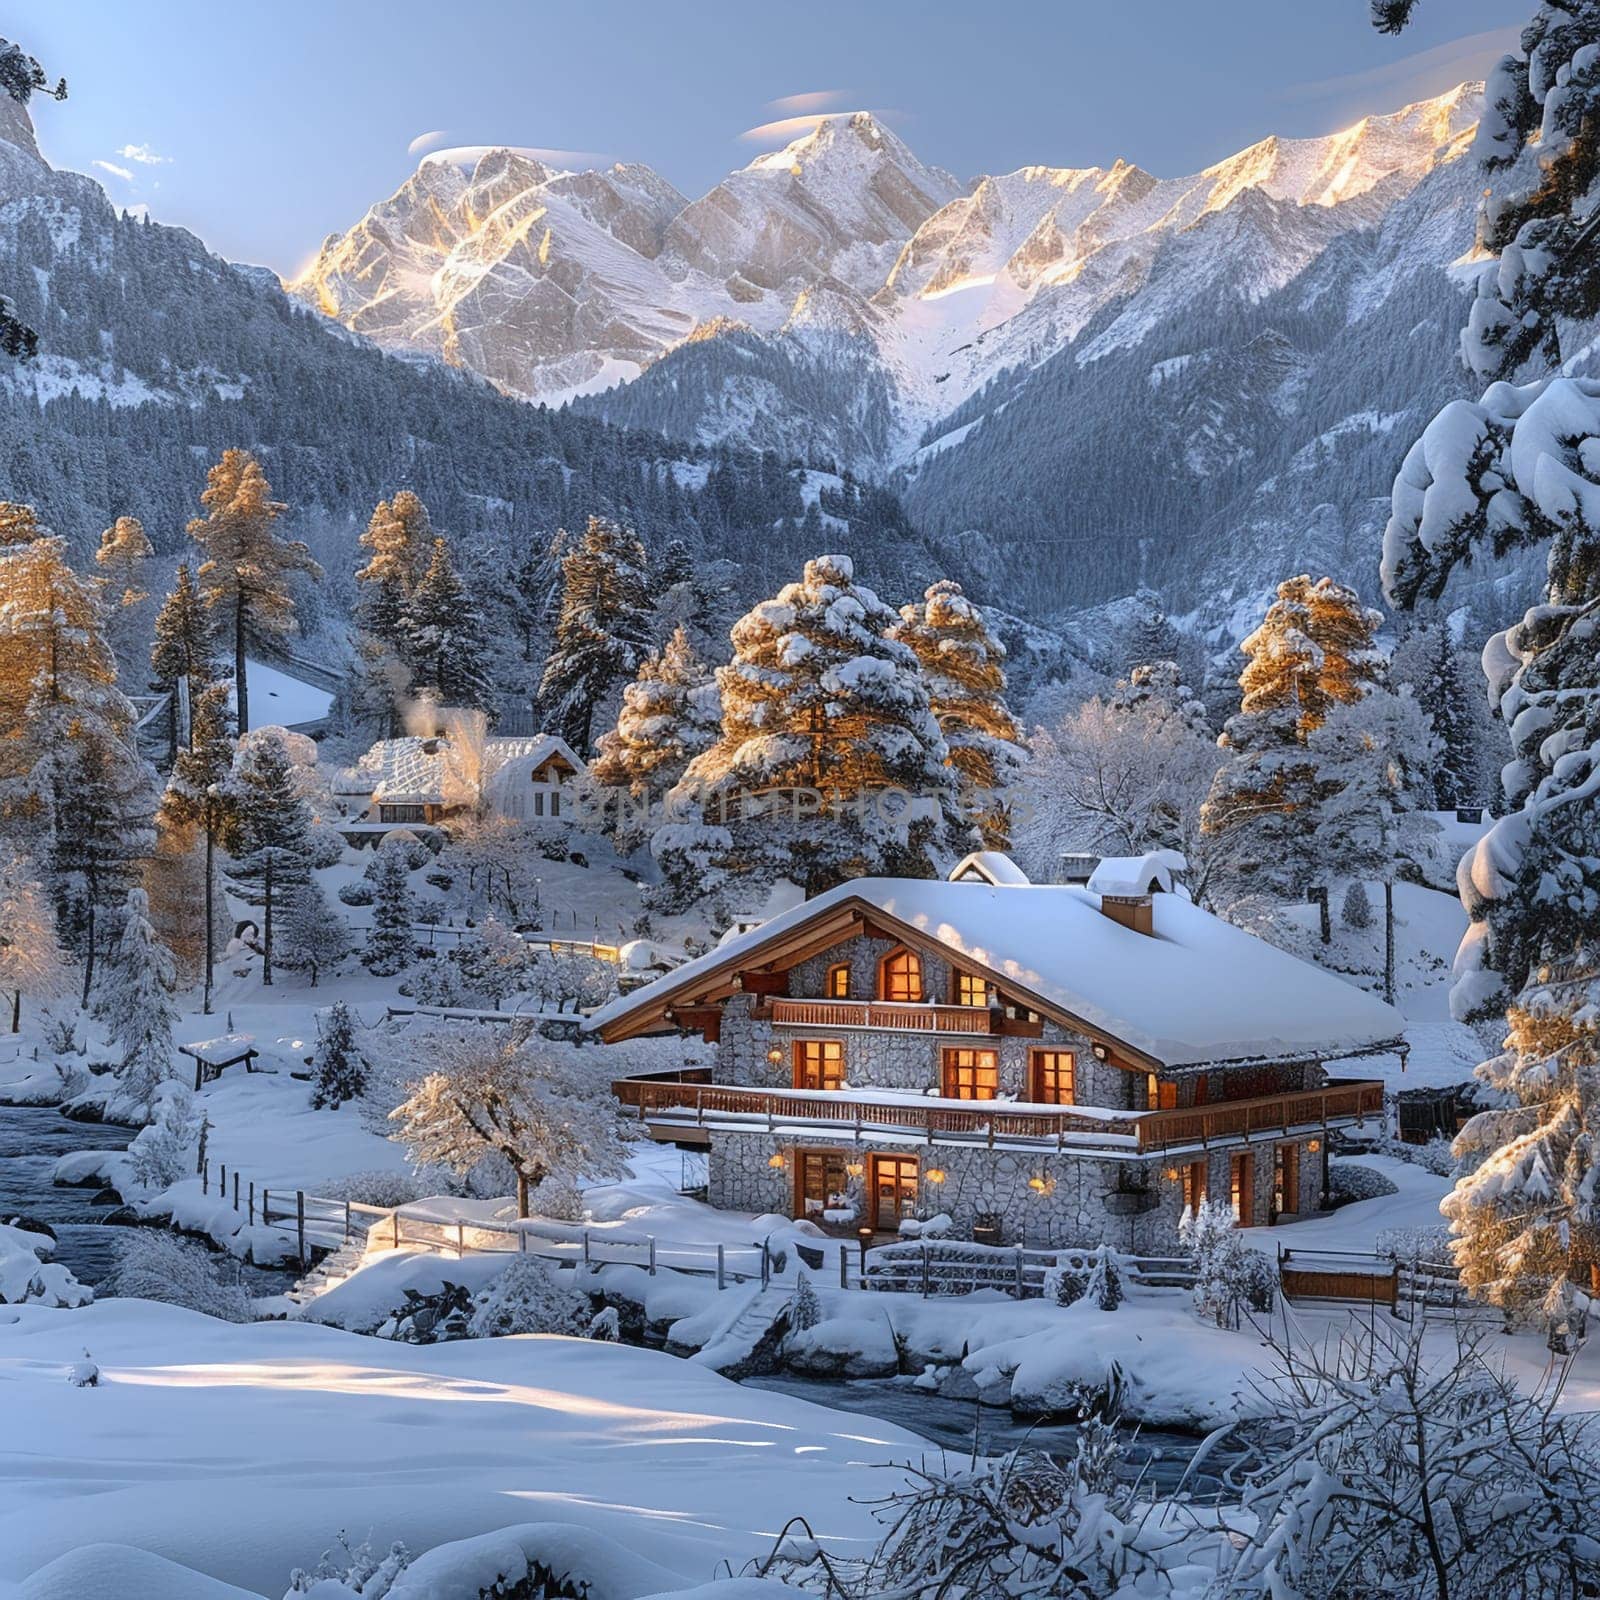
[1087,851,1187,896]
[590,877,1405,1069]
[949,851,1031,886]
[333,731,584,804]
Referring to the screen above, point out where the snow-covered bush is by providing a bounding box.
[1082,1244,1122,1311]
[287,1533,411,1598]
[1223,1320,1600,1598]
[379,1281,473,1343]
[399,953,466,1007]
[1043,1260,1087,1306]
[789,1273,822,1333]
[305,822,346,870]
[309,1001,366,1109]
[1341,880,1373,929]
[761,1443,1210,1597]
[124,1083,200,1190]
[466,1258,590,1339]
[336,880,373,907]
[1328,1162,1399,1203]
[453,917,529,1007]
[588,1305,620,1342]
[373,828,429,872]
[527,1176,583,1222]
[41,1006,83,1058]
[102,1231,252,1322]
[1180,1200,1275,1329]
[1376,1225,1454,1268]
[319,1168,460,1208]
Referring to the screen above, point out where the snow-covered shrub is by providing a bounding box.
[41,1006,82,1058]
[124,1083,200,1190]
[1083,1244,1123,1311]
[1376,1225,1455,1269]
[67,1349,99,1387]
[373,828,429,873]
[336,880,373,907]
[309,1001,366,1109]
[1223,1320,1600,1599]
[319,1168,459,1208]
[453,918,529,1007]
[588,1305,620,1342]
[305,822,346,870]
[466,1258,590,1339]
[102,1231,252,1322]
[789,1273,822,1332]
[527,1176,583,1222]
[1043,1260,1087,1306]
[380,1281,473,1343]
[761,1444,1208,1597]
[1341,880,1373,929]
[1180,1200,1272,1330]
[399,953,466,1007]
[287,1533,411,1598]
[1328,1162,1399,1203]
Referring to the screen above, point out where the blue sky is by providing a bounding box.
[15,0,1521,274]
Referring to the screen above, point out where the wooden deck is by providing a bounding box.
[756,997,996,1034]
[614,1077,1384,1155]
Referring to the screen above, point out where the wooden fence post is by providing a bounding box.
[262,1188,270,1228]
[761,1239,770,1289]
[921,1242,931,1298]
[648,1237,657,1277]
[716,1243,725,1291]
[583,1230,592,1271]
[839,1244,849,1290]
[219,1163,226,1201]
[1014,1248,1025,1299]
[457,1222,465,1259]
[344,1200,351,1244]
[296,1191,306,1266]
[201,1161,208,1196]
[232,1172,239,1212]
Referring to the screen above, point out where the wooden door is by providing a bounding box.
[1230,1152,1255,1227]
[871,1155,919,1230]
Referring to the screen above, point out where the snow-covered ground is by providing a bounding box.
[0,1300,917,1596]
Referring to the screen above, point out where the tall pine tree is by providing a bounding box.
[149,564,216,766]
[102,884,178,1119]
[225,729,311,987]
[94,515,155,676]
[405,536,495,714]
[187,449,321,734]
[540,516,654,751]
[892,580,1025,848]
[1202,576,1385,917]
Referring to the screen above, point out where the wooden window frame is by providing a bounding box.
[942,1046,999,1100]
[878,945,924,1002]
[951,971,994,1008]
[870,1153,919,1230]
[1182,1160,1207,1212]
[1029,1048,1075,1105]
[825,962,851,1000]
[793,1039,845,1092]
[795,1149,852,1221]
[1273,1142,1299,1221]
[1145,1072,1177,1111]
[1230,1152,1255,1227]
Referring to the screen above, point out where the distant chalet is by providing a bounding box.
[592,854,1403,1249]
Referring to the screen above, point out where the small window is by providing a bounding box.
[825,963,850,999]
[942,1047,998,1100]
[1230,1152,1254,1226]
[953,972,994,1008]
[550,791,560,817]
[378,803,426,824]
[1030,1049,1074,1105]
[533,792,545,818]
[794,1040,844,1091]
[797,1150,851,1218]
[1146,1073,1177,1111]
[1273,1143,1299,1220]
[879,946,923,1002]
[1182,1160,1207,1212]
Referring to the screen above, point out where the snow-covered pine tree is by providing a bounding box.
[309,1000,365,1109]
[679,554,968,902]
[0,500,48,547]
[1376,11,1600,1335]
[1202,576,1385,916]
[103,885,178,1119]
[1117,586,1183,677]
[1108,659,1210,737]
[539,516,654,751]
[281,881,352,988]
[157,682,237,1013]
[404,536,495,715]
[225,729,311,987]
[186,449,321,733]
[356,492,432,653]
[1309,685,1441,1002]
[0,524,154,1003]
[148,564,216,766]
[363,844,415,977]
[891,580,1025,848]
[589,624,719,852]
[651,536,721,652]
[1342,880,1373,930]
[0,847,65,1032]
[93,515,154,675]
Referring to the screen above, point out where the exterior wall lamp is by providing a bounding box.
[924,1167,946,1185]
[768,1152,787,1170]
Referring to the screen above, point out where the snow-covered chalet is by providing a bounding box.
[592,854,1404,1250]
[334,727,585,836]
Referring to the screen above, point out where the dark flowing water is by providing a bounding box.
[743,1373,1239,1500]
[0,1105,136,1283]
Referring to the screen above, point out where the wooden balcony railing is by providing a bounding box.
[613,1078,1385,1155]
[756,998,996,1034]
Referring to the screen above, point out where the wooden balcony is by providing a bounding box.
[754,997,999,1034]
[613,1077,1385,1156]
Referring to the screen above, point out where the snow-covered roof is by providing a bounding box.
[589,878,1405,1070]
[1087,851,1187,896]
[949,851,1031,886]
[335,731,584,804]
